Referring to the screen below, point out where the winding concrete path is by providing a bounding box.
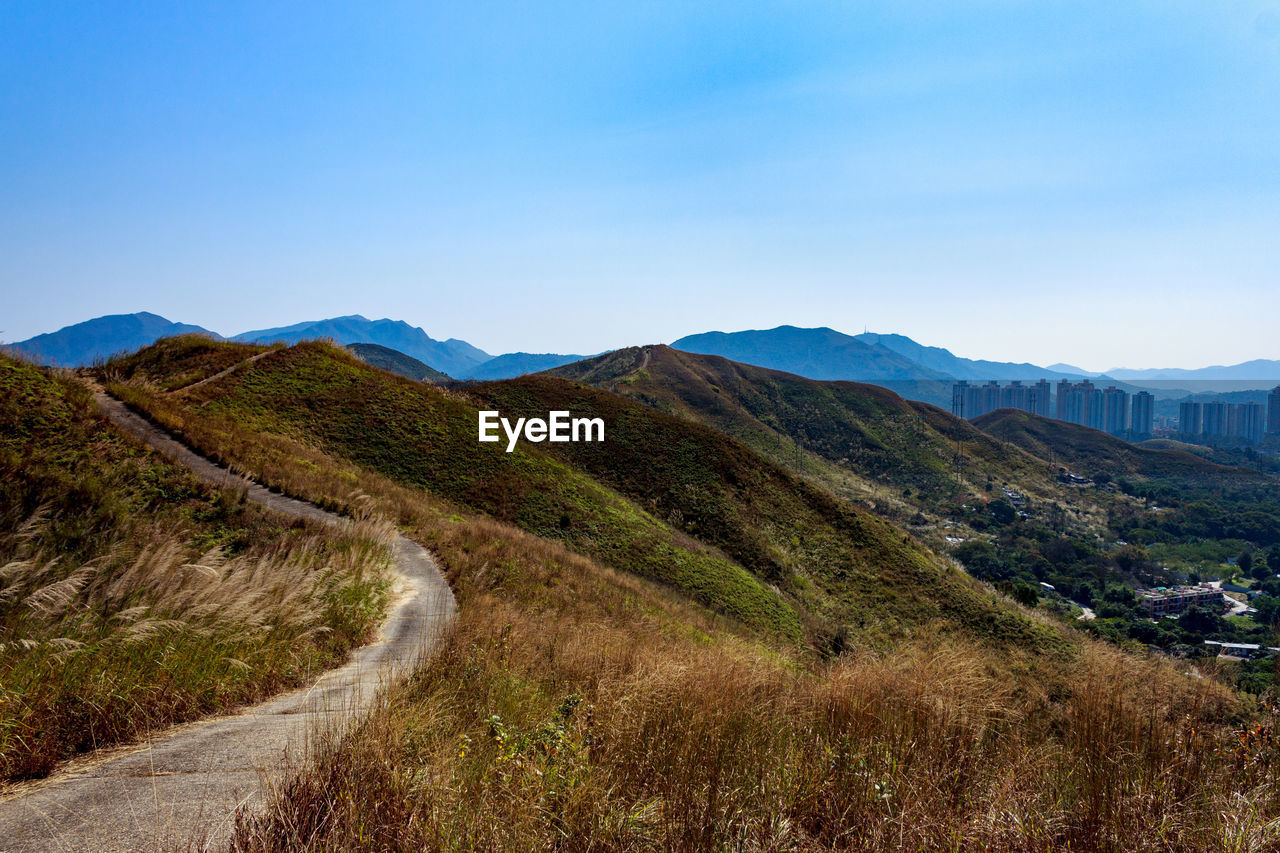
[0,392,456,852]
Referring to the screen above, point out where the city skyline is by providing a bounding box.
[3,2,1280,368]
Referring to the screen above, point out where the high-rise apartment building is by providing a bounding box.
[1180,401,1202,436]
[1179,400,1264,444]
[1031,380,1052,417]
[1269,386,1280,435]
[1055,380,1071,421]
[1231,403,1266,444]
[1101,386,1129,436]
[1202,402,1228,437]
[1131,391,1154,439]
[951,381,969,418]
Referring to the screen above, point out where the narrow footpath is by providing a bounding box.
[0,392,457,853]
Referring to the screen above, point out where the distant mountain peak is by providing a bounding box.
[5,312,217,367]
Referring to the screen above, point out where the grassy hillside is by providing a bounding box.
[0,352,391,782]
[86,339,1280,850]
[347,342,450,383]
[549,345,1062,512]
[104,340,802,642]
[973,408,1266,485]
[102,339,1062,653]
[104,333,273,392]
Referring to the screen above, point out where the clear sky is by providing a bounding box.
[2,1,1278,371]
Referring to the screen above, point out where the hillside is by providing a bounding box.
[72,338,1280,850]
[348,342,449,382]
[0,352,391,781]
[234,315,490,377]
[5,312,217,367]
[549,345,1062,512]
[101,339,1062,651]
[90,341,1278,851]
[973,408,1265,484]
[671,325,952,381]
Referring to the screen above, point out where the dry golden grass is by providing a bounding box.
[228,509,1277,852]
[0,511,393,782]
[0,353,399,782]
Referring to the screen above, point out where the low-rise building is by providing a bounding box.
[1204,641,1279,660]
[1136,585,1225,617]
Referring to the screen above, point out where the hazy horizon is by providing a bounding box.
[3,1,1279,371]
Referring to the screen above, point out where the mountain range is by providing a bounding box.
[7,313,1278,395]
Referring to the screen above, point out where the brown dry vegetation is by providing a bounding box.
[0,353,393,782]
[229,508,1279,852]
[90,340,1280,850]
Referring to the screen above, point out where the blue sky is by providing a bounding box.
[2,1,1278,370]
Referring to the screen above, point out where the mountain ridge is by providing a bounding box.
[670,325,953,382]
[233,314,491,378]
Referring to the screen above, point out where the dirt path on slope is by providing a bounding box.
[172,350,273,395]
[0,392,457,853]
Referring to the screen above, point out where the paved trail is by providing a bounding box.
[0,392,457,852]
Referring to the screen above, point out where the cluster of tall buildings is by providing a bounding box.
[1179,400,1267,444]
[952,383,1280,445]
[951,379,1153,438]
[1054,380,1152,437]
[950,380,1052,421]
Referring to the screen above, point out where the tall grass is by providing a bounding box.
[229,511,1279,851]
[0,352,396,782]
[0,513,393,782]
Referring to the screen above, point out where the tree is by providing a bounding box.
[1128,620,1159,643]
[1179,604,1221,636]
[1097,601,1131,619]
[1114,545,1149,575]
[953,540,1007,581]
[1239,550,1255,578]
[1011,583,1039,608]
[987,499,1016,525]
[1254,595,1280,628]
[1103,584,1136,606]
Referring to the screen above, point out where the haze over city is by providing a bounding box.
[3,1,1279,370]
